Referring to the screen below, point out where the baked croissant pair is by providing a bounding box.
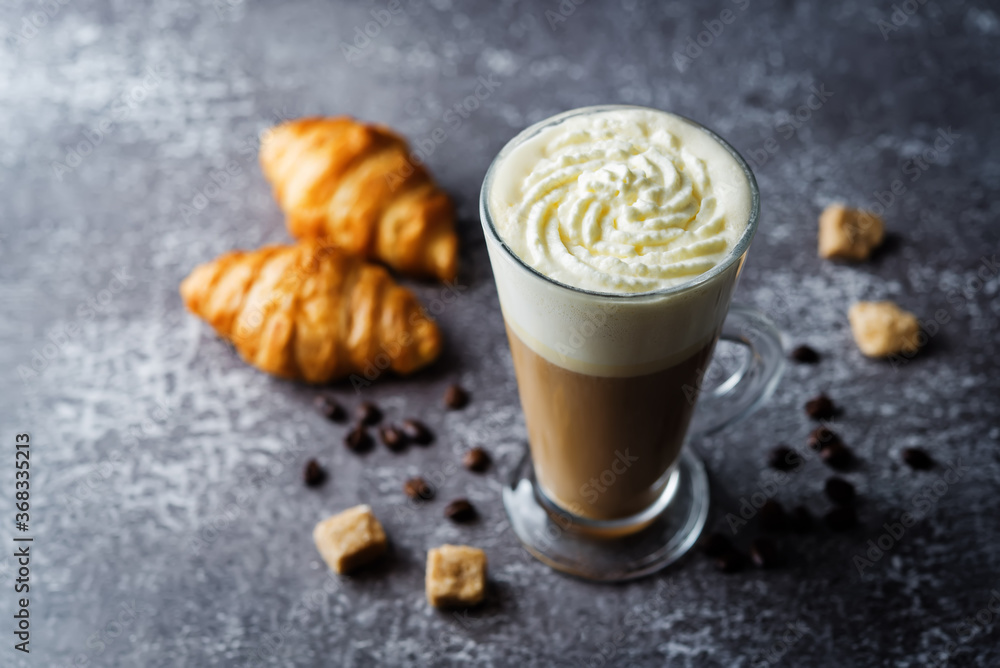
[181,117,457,383]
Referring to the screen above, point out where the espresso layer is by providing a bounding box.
[507,325,716,521]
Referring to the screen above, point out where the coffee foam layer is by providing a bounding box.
[486,238,741,375]
[483,108,753,375]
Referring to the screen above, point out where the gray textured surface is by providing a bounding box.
[1,0,999,666]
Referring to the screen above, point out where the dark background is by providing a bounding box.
[1,0,999,666]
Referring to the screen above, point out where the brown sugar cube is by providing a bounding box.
[425,544,487,608]
[313,504,387,574]
[848,301,920,357]
[818,204,885,260]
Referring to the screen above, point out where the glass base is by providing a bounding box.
[502,445,709,582]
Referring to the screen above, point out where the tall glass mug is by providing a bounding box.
[480,106,784,581]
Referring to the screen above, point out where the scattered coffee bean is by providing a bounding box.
[714,549,747,573]
[788,506,813,533]
[379,425,407,452]
[824,506,857,531]
[825,477,856,506]
[344,426,373,453]
[444,498,477,523]
[402,419,434,445]
[759,499,787,532]
[807,426,841,452]
[303,459,326,487]
[314,395,346,422]
[820,443,854,470]
[805,394,837,420]
[356,401,382,426]
[463,447,491,472]
[790,345,820,363]
[403,477,434,501]
[700,532,734,558]
[749,536,782,568]
[444,384,469,410]
[768,445,801,471]
[902,447,934,470]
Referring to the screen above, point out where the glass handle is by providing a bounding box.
[688,306,785,437]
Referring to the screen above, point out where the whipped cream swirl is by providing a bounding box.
[490,108,750,294]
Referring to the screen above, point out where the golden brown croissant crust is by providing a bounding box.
[260,117,458,282]
[179,240,441,383]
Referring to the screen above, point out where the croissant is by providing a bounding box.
[259,117,459,282]
[179,240,442,383]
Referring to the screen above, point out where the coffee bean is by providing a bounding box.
[902,447,933,470]
[403,477,434,501]
[768,445,801,471]
[344,426,373,453]
[700,532,734,558]
[820,443,854,470]
[824,477,856,506]
[749,537,781,568]
[759,499,787,532]
[463,447,490,472]
[790,345,820,363]
[824,506,857,531]
[805,394,837,420]
[444,384,469,410]
[379,425,407,452]
[303,459,326,487]
[314,395,346,422]
[807,426,841,452]
[788,506,813,533]
[714,549,747,573]
[402,419,434,445]
[444,498,477,522]
[356,401,382,426]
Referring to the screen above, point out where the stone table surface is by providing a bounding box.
[1,0,999,666]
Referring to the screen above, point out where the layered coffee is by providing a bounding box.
[483,106,753,524]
